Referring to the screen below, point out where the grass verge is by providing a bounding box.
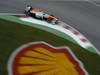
[0,19,100,75]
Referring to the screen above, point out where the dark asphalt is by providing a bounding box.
[0,0,100,51]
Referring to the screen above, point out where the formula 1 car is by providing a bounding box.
[25,5,59,24]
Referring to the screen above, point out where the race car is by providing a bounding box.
[25,5,59,24]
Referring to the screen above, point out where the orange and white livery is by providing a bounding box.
[25,5,59,24]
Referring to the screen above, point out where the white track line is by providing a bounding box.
[87,0,100,7]
[0,13,25,16]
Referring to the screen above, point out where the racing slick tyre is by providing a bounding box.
[30,13,37,18]
[54,20,59,24]
[24,11,29,16]
[47,18,59,25]
[47,18,53,23]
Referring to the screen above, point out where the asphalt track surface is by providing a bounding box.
[0,0,100,52]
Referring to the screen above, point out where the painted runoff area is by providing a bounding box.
[0,16,99,55]
[20,16,100,55]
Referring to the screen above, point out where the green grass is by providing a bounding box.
[0,16,98,53]
[0,19,100,75]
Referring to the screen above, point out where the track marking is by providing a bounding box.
[87,0,100,8]
[20,17,100,55]
[0,13,25,16]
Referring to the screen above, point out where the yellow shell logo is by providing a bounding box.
[8,42,88,75]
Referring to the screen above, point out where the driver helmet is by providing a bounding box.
[26,5,33,11]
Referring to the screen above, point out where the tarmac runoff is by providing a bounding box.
[20,17,100,55]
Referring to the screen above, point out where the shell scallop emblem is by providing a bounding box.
[8,42,88,75]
